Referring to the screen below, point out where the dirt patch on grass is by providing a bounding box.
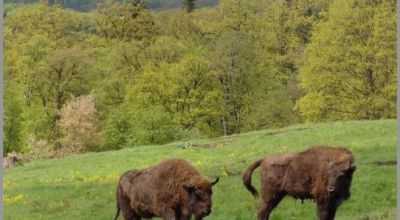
[177,141,230,149]
[264,127,310,136]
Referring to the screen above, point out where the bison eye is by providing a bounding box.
[195,190,204,199]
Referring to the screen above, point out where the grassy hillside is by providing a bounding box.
[3,120,396,219]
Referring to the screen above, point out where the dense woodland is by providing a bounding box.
[4,0,396,157]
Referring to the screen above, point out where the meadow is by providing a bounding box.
[3,119,397,220]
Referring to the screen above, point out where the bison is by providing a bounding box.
[114,158,219,220]
[242,146,356,220]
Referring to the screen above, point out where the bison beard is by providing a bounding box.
[114,158,219,220]
[242,146,356,220]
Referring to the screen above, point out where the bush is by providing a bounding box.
[102,104,180,150]
[58,95,100,155]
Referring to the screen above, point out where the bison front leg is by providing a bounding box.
[177,208,192,220]
[316,200,337,220]
[258,192,284,220]
[162,208,177,220]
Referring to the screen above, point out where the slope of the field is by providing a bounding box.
[3,120,396,219]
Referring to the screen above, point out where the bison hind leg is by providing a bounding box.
[118,195,140,220]
[122,211,141,220]
[258,192,285,220]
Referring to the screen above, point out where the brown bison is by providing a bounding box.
[114,158,219,220]
[242,146,356,220]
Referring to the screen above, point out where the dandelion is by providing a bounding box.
[3,180,11,188]
[3,194,24,204]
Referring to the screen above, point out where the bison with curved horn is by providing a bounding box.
[115,158,219,220]
[242,146,356,220]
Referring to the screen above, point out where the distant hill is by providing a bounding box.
[4,0,219,11]
[148,0,218,10]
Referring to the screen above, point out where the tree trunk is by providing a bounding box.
[222,117,228,136]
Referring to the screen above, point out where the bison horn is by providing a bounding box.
[212,177,219,186]
[345,164,356,171]
[348,165,356,172]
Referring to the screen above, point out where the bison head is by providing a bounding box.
[327,161,356,199]
[183,176,219,219]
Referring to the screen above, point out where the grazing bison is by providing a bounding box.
[242,146,356,220]
[114,158,219,220]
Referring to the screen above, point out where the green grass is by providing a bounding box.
[4,119,397,220]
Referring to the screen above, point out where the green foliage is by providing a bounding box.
[127,106,179,145]
[4,0,396,155]
[4,3,18,17]
[102,104,179,150]
[101,106,132,150]
[3,82,26,154]
[92,1,158,42]
[28,47,91,143]
[297,0,396,121]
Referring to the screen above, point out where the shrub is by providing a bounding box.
[58,95,100,155]
[102,104,180,150]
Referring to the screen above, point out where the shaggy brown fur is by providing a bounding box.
[242,146,356,220]
[114,158,219,220]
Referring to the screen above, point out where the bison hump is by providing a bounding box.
[265,153,296,167]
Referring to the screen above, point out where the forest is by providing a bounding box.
[3,0,396,157]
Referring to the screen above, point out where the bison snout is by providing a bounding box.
[201,205,212,216]
[202,209,211,215]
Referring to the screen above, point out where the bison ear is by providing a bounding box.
[211,177,219,186]
[183,182,196,192]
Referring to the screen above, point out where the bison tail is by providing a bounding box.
[114,182,122,220]
[114,204,120,220]
[114,186,121,220]
[242,158,263,198]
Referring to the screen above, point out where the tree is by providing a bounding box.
[297,0,396,121]
[102,104,179,149]
[27,48,91,145]
[203,0,307,134]
[59,95,98,154]
[92,1,158,43]
[125,52,222,137]
[5,3,88,46]
[211,30,257,135]
[4,81,26,154]
[183,0,196,13]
